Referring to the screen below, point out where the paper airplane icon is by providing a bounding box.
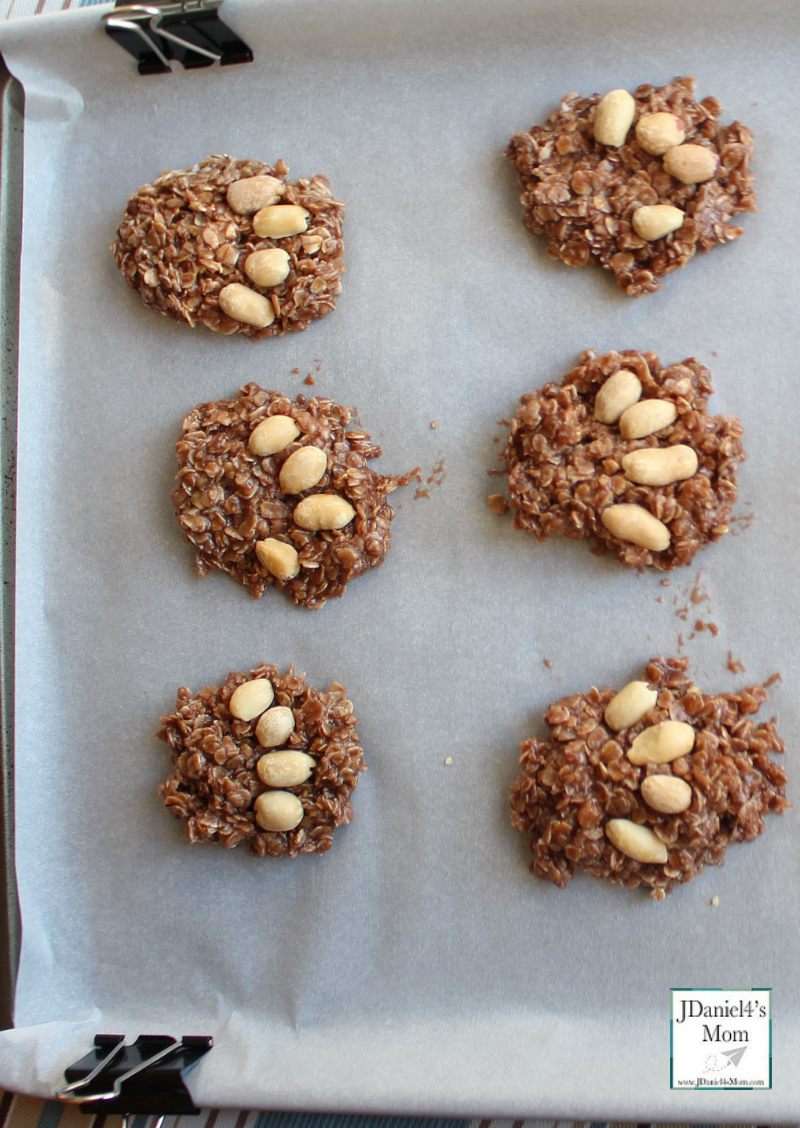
[721,1045,748,1067]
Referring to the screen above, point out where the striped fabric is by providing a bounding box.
[0,1094,795,1128]
[1,0,106,21]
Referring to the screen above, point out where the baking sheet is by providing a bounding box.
[0,0,800,1118]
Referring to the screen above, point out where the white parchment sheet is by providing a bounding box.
[1,0,800,1118]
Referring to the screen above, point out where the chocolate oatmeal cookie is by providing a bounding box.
[497,349,745,571]
[506,77,755,296]
[172,383,417,608]
[509,658,788,899]
[159,664,365,856]
[111,155,344,338]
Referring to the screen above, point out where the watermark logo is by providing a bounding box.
[670,988,771,1089]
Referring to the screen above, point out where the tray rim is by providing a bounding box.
[0,51,23,1036]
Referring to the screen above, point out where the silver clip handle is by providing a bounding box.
[57,1039,180,1105]
[56,1037,125,1102]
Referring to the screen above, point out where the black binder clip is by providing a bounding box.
[103,0,253,76]
[57,1033,213,1117]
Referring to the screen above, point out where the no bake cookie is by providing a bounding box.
[112,155,344,337]
[509,657,788,899]
[506,77,755,296]
[158,664,365,856]
[496,349,745,571]
[172,383,416,607]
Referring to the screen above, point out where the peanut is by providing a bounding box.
[257,750,315,788]
[663,143,718,184]
[293,494,356,531]
[631,204,685,242]
[244,248,291,289]
[621,444,698,486]
[594,369,642,424]
[253,204,310,239]
[249,414,300,456]
[226,175,285,214]
[628,720,695,765]
[218,283,275,329]
[229,677,274,722]
[255,705,296,748]
[619,399,677,440]
[605,818,668,864]
[279,446,328,494]
[640,774,692,814]
[593,89,636,147]
[634,112,686,156]
[255,538,300,581]
[600,504,671,552]
[254,790,304,832]
[604,680,657,731]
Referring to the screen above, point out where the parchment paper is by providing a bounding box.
[0,0,799,1118]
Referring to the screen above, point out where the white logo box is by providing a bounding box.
[671,988,772,1090]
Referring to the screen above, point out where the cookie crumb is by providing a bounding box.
[711,896,719,907]
[444,757,453,766]
[488,493,508,515]
[304,375,316,385]
[431,420,439,429]
[544,658,553,669]
[427,457,446,487]
[727,650,746,674]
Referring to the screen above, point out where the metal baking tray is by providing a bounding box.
[0,56,22,1038]
[0,0,799,1120]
